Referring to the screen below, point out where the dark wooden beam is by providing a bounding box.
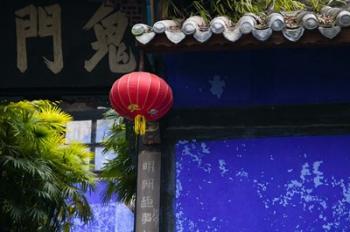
[138,27,350,53]
[161,103,350,140]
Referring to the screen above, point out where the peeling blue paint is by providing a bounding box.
[175,135,350,231]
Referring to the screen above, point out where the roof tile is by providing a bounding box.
[132,7,350,45]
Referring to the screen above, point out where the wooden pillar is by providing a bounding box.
[135,122,161,232]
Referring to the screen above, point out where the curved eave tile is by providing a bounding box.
[182,16,206,35]
[282,27,305,42]
[268,13,285,31]
[210,16,232,34]
[135,32,156,45]
[153,20,179,34]
[193,30,212,43]
[336,11,350,27]
[319,26,341,39]
[252,28,273,41]
[238,15,257,34]
[132,8,350,46]
[223,28,242,42]
[132,24,155,45]
[165,31,186,44]
[300,13,319,30]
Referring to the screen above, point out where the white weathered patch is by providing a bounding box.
[209,75,226,99]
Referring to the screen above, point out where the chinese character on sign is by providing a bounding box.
[142,161,155,173]
[83,4,136,73]
[142,179,154,191]
[15,4,63,74]
[152,208,159,223]
[140,196,154,208]
[141,212,152,224]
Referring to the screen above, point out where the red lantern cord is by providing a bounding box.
[109,72,173,135]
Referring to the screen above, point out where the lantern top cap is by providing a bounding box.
[120,71,164,79]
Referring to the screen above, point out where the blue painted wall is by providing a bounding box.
[176,135,350,231]
[165,46,350,108]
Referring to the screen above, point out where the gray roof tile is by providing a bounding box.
[132,7,350,45]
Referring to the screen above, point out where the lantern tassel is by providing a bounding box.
[134,114,146,135]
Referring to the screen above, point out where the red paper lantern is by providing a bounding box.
[109,72,173,135]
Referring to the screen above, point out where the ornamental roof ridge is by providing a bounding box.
[131,6,350,45]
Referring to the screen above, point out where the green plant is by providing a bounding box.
[100,110,137,208]
[0,100,95,232]
[161,0,187,19]
[164,0,347,22]
[192,0,304,21]
[273,0,305,11]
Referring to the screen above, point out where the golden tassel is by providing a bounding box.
[134,114,146,135]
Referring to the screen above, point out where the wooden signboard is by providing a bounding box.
[0,0,138,96]
[136,150,161,232]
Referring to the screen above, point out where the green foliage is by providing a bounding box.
[193,0,264,21]
[161,0,186,19]
[0,100,95,231]
[272,0,306,11]
[100,110,137,208]
[163,0,347,22]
